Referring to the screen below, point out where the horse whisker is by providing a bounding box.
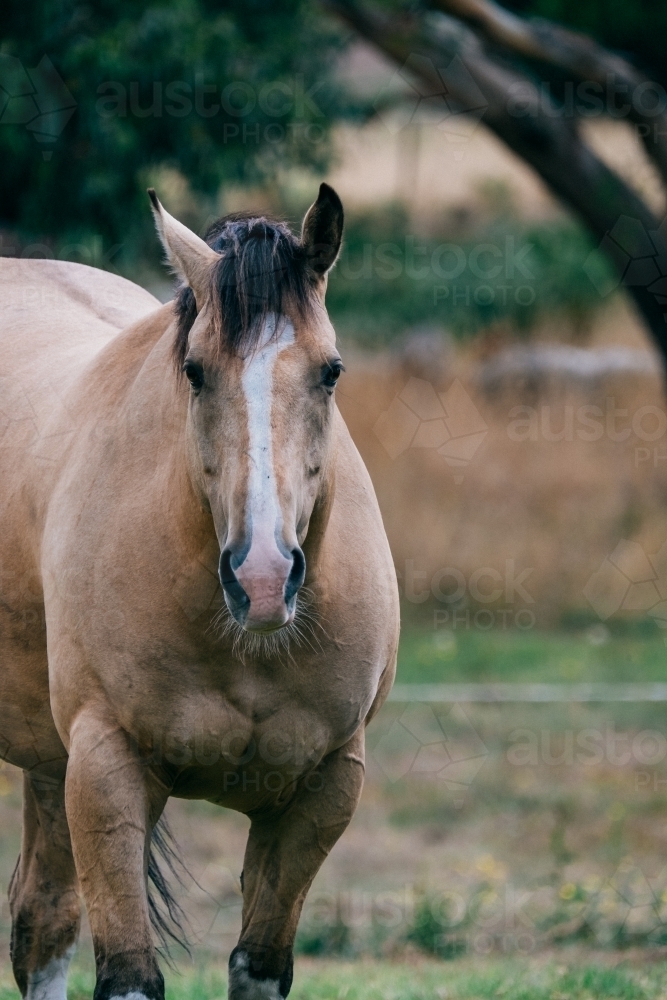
[207,589,326,662]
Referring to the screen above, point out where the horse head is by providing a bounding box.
[149,185,344,634]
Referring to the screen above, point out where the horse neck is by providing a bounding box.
[110,309,216,553]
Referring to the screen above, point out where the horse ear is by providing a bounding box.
[301,183,344,278]
[148,189,218,305]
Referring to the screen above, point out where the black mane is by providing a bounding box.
[173,212,315,367]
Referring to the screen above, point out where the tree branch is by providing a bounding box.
[431,0,667,188]
[322,0,667,367]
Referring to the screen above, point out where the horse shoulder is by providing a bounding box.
[322,408,400,661]
[0,262,167,604]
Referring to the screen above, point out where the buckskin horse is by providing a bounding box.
[0,184,399,1000]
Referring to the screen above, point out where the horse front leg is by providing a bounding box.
[9,770,80,1000]
[229,730,365,1000]
[64,711,168,1000]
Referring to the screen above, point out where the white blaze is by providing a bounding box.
[240,314,294,569]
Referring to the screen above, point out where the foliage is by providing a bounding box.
[402,874,667,959]
[326,204,614,344]
[405,893,469,959]
[295,913,354,957]
[0,0,352,250]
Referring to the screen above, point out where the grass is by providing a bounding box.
[396,620,667,685]
[3,627,667,992]
[290,958,667,1000]
[2,956,667,1000]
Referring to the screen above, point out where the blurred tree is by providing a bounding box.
[0,0,350,252]
[4,0,667,361]
[504,0,667,89]
[323,0,667,366]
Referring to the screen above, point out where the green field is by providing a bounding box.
[2,957,667,1000]
[396,622,667,685]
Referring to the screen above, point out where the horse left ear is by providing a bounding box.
[301,183,344,278]
[148,189,218,306]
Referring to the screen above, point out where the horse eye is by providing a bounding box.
[182,360,204,393]
[322,360,344,390]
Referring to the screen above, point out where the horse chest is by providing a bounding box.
[155,690,364,805]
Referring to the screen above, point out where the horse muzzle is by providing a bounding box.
[219,543,305,632]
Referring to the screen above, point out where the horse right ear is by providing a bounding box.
[148,189,218,306]
[301,183,344,279]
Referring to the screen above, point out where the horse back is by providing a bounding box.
[0,258,159,375]
[0,259,161,593]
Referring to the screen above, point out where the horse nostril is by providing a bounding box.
[219,548,250,612]
[220,544,305,628]
[285,547,306,606]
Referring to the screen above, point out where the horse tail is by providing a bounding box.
[148,816,192,962]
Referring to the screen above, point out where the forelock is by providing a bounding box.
[172,212,315,368]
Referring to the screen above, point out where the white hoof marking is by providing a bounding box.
[26,947,75,1000]
[228,951,283,1000]
[108,993,153,1000]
